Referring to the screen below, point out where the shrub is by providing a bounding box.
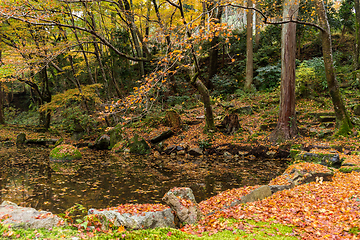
[254,63,282,91]
[211,74,238,96]
[296,57,327,97]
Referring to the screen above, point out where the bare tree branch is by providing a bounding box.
[227,3,325,32]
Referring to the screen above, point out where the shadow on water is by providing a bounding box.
[0,147,289,214]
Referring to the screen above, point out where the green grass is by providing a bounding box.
[1,219,299,239]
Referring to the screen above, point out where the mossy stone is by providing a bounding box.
[108,124,126,149]
[128,134,150,155]
[50,144,82,162]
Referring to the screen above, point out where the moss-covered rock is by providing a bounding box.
[294,151,342,168]
[49,144,82,162]
[128,134,150,155]
[107,124,127,149]
[339,166,360,173]
[112,140,128,153]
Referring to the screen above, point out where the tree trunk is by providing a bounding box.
[355,0,360,70]
[191,74,215,131]
[244,0,254,90]
[152,0,178,92]
[0,50,3,66]
[39,67,51,129]
[121,0,145,76]
[315,0,352,135]
[208,5,223,86]
[254,2,261,50]
[269,0,299,143]
[175,0,215,130]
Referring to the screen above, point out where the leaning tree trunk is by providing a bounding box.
[269,0,299,143]
[39,67,51,130]
[244,0,254,91]
[177,0,215,131]
[191,74,215,130]
[315,0,353,135]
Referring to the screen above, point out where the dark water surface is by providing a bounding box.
[0,147,289,214]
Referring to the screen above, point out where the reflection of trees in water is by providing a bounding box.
[1,148,288,214]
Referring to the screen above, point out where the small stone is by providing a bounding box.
[266,151,276,158]
[188,147,203,156]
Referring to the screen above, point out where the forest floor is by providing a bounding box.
[1,90,360,239]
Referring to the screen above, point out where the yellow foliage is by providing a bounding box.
[39,84,102,112]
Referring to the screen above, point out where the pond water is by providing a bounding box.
[0,147,289,214]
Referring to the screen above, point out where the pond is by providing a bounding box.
[0,147,289,214]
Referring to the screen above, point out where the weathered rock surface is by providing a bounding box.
[269,184,293,194]
[0,201,61,229]
[162,187,202,225]
[188,147,203,156]
[269,162,334,190]
[88,207,175,230]
[49,144,82,162]
[239,185,272,203]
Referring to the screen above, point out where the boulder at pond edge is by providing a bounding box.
[49,144,82,162]
[88,207,175,230]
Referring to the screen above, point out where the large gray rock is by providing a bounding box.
[269,162,334,192]
[88,207,175,230]
[162,187,202,225]
[0,201,61,229]
[240,185,272,203]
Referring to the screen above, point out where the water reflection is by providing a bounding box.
[0,147,288,214]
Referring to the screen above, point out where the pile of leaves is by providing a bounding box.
[199,186,259,215]
[182,171,360,239]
